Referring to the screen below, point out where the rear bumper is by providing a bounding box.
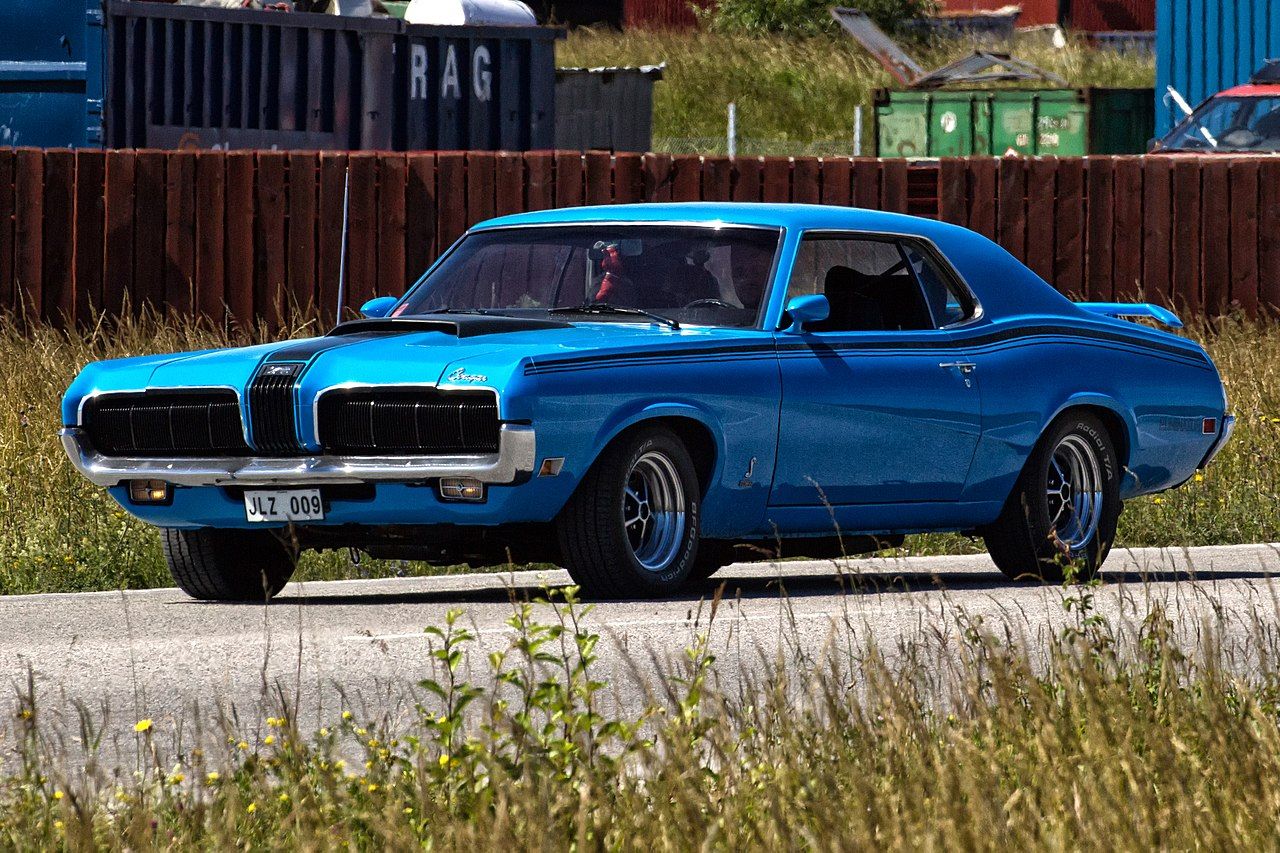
[1198,414,1235,469]
[60,425,537,488]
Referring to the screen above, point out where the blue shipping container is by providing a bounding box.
[0,0,103,147]
[1156,0,1280,134]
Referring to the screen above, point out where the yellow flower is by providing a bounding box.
[1195,473,1205,482]
[438,753,450,768]
[236,741,249,751]
[205,772,220,785]
[404,807,413,815]
[342,711,353,721]
[319,728,330,738]
[367,738,379,748]
[53,790,64,801]
[168,772,185,786]
[17,709,32,720]
[354,727,368,737]
[278,792,290,803]
[54,821,64,831]
[263,735,275,746]
[334,759,345,770]
[134,719,153,733]
[1153,497,1165,505]
[366,783,379,794]
[246,803,257,814]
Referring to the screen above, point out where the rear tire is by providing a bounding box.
[161,528,298,601]
[557,426,701,598]
[983,412,1121,583]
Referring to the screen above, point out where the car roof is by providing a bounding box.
[1217,83,1280,97]
[470,202,1090,320]
[475,202,943,234]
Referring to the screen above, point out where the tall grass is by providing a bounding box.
[0,313,1270,595]
[558,29,1154,155]
[5,588,1280,848]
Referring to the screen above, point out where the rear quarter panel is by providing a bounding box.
[962,315,1225,506]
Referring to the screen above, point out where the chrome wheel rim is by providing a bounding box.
[623,450,687,572]
[1046,434,1104,553]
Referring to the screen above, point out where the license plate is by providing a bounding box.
[244,489,324,523]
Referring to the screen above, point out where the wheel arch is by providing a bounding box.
[588,404,723,497]
[1045,395,1134,470]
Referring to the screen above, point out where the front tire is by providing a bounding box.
[557,426,701,598]
[161,528,298,601]
[983,412,1121,583]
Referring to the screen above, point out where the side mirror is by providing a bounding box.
[360,296,398,319]
[782,294,830,334]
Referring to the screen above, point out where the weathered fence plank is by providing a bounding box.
[0,150,1271,329]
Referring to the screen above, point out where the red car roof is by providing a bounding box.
[1218,84,1280,97]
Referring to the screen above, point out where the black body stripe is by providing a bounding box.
[525,325,1209,375]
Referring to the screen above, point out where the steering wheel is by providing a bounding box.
[683,298,734,309]
[1222,128,1262,149]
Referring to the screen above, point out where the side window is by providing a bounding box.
[785,236,935,332]
[902,243,975,327]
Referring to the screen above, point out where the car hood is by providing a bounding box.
[63,321,767,425]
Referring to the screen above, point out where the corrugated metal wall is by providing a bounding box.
[1068,0,1154,31]
[1156,0,1280,133]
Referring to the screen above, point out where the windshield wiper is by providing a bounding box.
[549,302,680,330]
[424,308,502,316]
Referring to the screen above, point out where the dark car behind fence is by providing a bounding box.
[1156,0,1280,135]
[105,1,559,151]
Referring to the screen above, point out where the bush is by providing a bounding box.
[704,0,939,37]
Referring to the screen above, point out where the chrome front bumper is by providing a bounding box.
[60,425,536,488]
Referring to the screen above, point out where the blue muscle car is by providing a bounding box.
[61,203,1233,600]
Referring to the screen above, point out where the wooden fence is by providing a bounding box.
[1,148,1277,328]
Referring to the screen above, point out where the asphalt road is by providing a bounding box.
[6,543,1280,763]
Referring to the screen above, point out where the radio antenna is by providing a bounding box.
[335,162,351,324]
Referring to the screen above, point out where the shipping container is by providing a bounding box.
[0,0,103,147]
[102,0,558,150]
[1156,0,1280,134]
[555,65,662,151]
[874,87,1154,157]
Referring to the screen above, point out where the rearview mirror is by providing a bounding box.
[783,294,830,334]
[360,296,398,319]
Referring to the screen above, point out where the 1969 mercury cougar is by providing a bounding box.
[62,203,1233,600]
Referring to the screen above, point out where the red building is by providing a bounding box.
[936,0,1154,30]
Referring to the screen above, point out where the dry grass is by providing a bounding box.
[558,28,1154,155]
[4,588,1280,848]
[0,312,1269,595]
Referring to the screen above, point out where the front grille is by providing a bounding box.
[248,365,304,454]
[81,390,250,457]
[317,389,500,455]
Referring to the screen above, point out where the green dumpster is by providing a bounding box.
[874,88,1153,158]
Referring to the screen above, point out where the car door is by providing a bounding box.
[769,233,983,507]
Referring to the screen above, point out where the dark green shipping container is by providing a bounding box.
[874,88,1154,158]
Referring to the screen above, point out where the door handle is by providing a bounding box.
[938,361,976,374]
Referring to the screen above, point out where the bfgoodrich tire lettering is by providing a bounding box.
[983,412,1122,583]
[161,528,298,601]
[557,426,701,598]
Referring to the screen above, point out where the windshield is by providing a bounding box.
[1160,95,1280,152]
[394,225,781,328]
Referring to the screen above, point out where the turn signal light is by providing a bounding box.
[439,478,485,502]
[128,479,172,504]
